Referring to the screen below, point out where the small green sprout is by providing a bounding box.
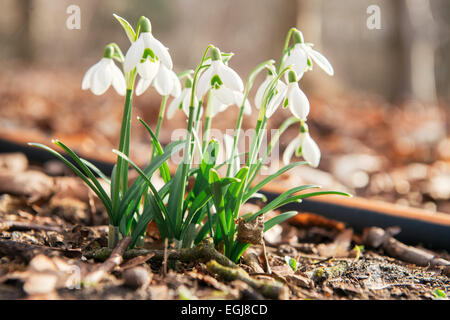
[285,256,298,272]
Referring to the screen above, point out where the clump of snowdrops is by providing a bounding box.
[30,15,349,263]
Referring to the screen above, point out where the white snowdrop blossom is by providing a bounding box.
[82,57,126,96]
[282,31,334,80]
[166,80,199,119]
[208,90,251,118]
[283,129,321,168]
[196,47,244,106]
[135,65,181,97]
[124,17,173,81]
[254,73,287,118]
[284,71,310,121]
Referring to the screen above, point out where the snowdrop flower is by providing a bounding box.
[196,47,244,104]
[282,30,334,80]
[82,45,126,96]
[284,71,310,121]
[254,71,287,118]
[166,78,199,119]
[135,65,181,97]
[208,90,251,118]
[283,122,320,168]
[124,17,173,80]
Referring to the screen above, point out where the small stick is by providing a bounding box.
[84,238,236,268]
[0,220,63,233]
[261,240,272,274]
[363,227,450,267]
[84,236,131,285]
[0,239,81,261]
[206,260,288,300]
[162,237,168,276]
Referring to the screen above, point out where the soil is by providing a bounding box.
[0,157,449,300]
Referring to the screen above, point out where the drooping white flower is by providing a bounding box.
[283,125,321,168]
[284,71,310,121]
[282,30,334,79]
[166,79,199,119]
[196,47,244,104]
[208,89,251,118]
[124,17,173,79]
[254,73,287,118]
[82,57,126,96]
[135,65,181,97]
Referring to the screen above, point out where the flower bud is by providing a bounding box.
[138,16,152,33]
[103,45,114,58]
[293,30,304,44]
[211,47,221,61]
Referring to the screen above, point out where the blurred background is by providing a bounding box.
[0,0,449,212]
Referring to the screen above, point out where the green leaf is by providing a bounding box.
[28,142,112,216]
[118,140,184,216]
[113,13,136,42]
[246,185,320,222]
[138,117,171,183]
[264,211,298,232]
[433,289,447,299]
[80,158,111,184]
[284,256,298,272]
[113,149,176,234]
[244,161,307,202]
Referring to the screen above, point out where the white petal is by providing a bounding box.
[135,78,152,96]
[288,83,310,120]
[110,61,126,95]
[169,71,181,97]
[143,33,173,69]
[209,92,227,118]
[91,59,112,95]
[283,137,301,165]
[167,91,186,119]
[82,60,101,90]
[196,66,214,99]
[136,59,160,82]
[283,44,307,79]
[217,61,244,92]
[305,46,334,76]
[302,133,321,167]
[124,37,145,72]
[266,80,287,118]
[214,86,235,105]
[224,134,234,160]
[233,91,251,115]
[254,77,271,109]
[154,65,173,96]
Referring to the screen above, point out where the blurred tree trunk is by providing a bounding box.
[16,0,33,63]
[395,0,438,103]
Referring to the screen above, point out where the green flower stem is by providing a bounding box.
[226,60,275,177]
[246,117,299,189]
[152,95,168,159]
[112,88,133,225]
[202,90,213,151]
[277,27,298,72]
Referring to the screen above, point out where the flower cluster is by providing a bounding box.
[31,15,349,263]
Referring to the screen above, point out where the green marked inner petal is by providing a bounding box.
[210,74,223,88]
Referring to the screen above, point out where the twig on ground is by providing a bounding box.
[363,227,450,267]
[84,238,236,268]
[241,248,264,273]
[83,236,132,285]
[0,239,81,261]
[0,220,63,233]
[162,237,168,276]
[206,260,288,300]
